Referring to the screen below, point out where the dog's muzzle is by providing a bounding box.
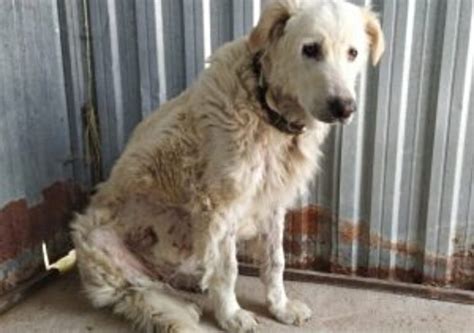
[327,97,357,121]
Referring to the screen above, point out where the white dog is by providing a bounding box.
[72,0,384,332]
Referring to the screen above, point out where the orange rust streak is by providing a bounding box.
[0,182,86,264]
[278,204,474,290]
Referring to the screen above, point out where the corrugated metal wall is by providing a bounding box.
[0,0,89,294]
[86,0,473,289]
[88,0,259,173]
[281,0,474,289]
[1,0,472,294]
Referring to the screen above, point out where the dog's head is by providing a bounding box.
[249,0,384,125]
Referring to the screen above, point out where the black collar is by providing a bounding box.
[251,53,305,135]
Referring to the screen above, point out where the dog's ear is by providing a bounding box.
[248,1,295,53]
[363,9,385,66]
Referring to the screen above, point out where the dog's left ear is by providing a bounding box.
[248,0,295,53]
[363,9,385,66]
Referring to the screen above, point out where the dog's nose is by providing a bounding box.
[328,98,357,119]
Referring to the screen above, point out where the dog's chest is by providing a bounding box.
[247,133,319,207]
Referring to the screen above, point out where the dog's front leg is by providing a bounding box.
[197,210,257,332]
[260,208,311,326]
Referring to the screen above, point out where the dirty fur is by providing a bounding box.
[71,1,384,332]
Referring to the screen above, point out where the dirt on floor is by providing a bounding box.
[1,271,473,332]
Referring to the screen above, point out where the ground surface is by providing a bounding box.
[1,271,473,332]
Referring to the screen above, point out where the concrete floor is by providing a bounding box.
[1,272,473,333]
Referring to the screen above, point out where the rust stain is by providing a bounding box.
[240,204,474,291]
[337,220,422,257]
[0,181,87,294]
[285,206,321,235]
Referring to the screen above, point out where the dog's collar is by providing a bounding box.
[251,53,306,136]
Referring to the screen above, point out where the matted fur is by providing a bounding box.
[72,1,384,332]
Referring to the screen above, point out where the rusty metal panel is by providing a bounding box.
[0,0,88,294]
[270,0,474,290]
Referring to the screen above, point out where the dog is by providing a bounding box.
[72,0,384,332]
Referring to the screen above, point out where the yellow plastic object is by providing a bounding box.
[49,250,77,274]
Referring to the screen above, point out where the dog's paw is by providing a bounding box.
[270,299,311,326]
[218,309,258,333]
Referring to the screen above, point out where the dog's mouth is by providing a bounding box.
[314,112,353,125]
[336,116,353,125]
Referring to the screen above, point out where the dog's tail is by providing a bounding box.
[71,208,202,333]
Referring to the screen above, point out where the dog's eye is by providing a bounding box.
[348,47,358,61]
[302,43,323,60]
